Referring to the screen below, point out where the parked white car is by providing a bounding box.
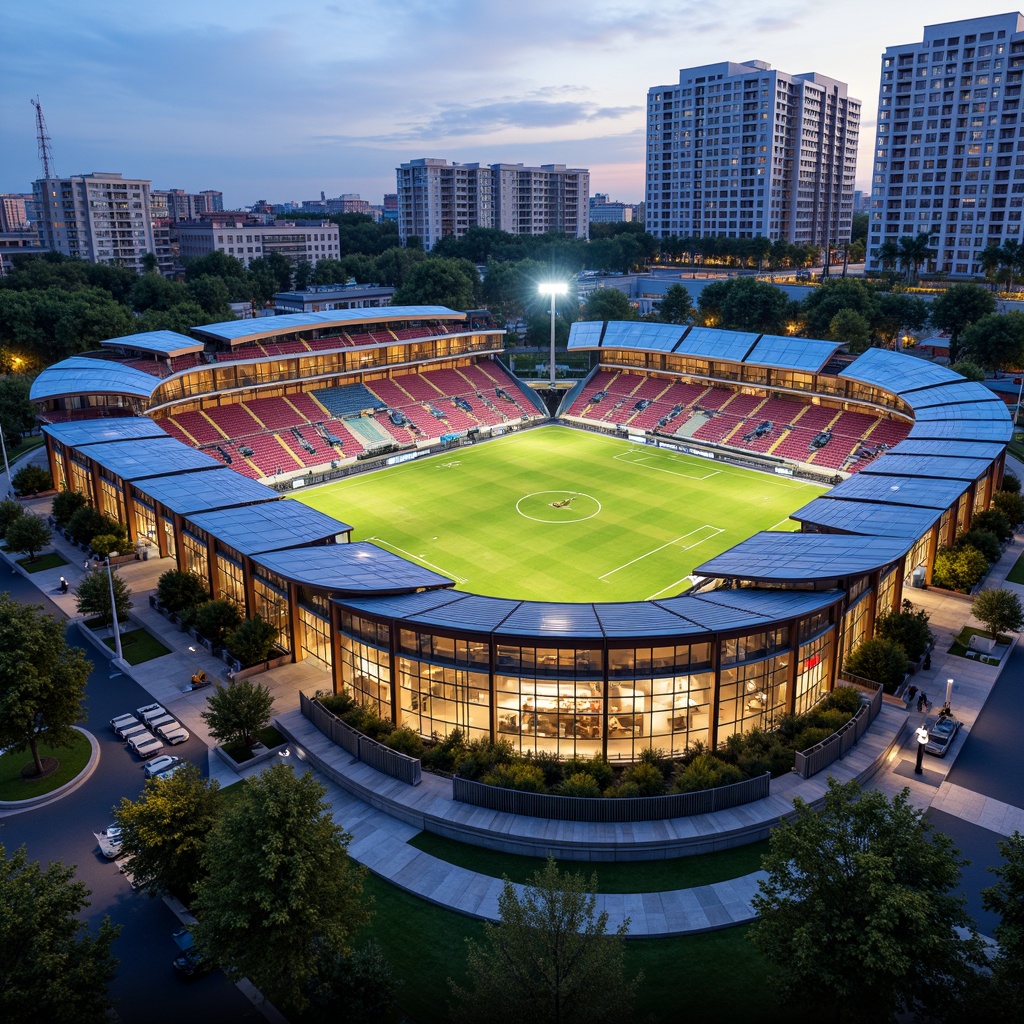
[144,754,181,779]
[95,824,122,859]
[119,723,151,745]
[128,733,164,759]
[110,713,140,737]
[156,721,190,745]
[136,703,166,724]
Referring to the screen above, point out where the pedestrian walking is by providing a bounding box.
[59,576,68,594]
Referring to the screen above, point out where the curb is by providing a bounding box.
[0,727,101,815]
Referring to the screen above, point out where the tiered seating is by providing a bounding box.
[165,410,225,445]
[695,386,734,412]
[263,339,309,357]
[373,412,418,445]
[394,372,445,403]
[564,370,620,417]
[246,396,303,430]
[306,333,358,352]
[312,383,381,418]
[123,358,167,377]
[866,417,912,448]
[285,392,330,422]
[345,415,393,449]
[204,403,264,439]
[230,434,302,478]
[170,354,203,373]
[365,377,413,408]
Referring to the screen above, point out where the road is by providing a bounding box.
[925,640,1024,937]
[0,569,258,1024]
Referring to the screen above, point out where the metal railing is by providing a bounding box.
[300,692,422,785]
[793,680,884,779]
[452,771,770,823]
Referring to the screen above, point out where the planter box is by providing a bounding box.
[228,653,290,681]
[213,739,288,772]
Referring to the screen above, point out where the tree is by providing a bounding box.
[993,490,1024,528]
[928,283,998,363]
[801,278,879,340]
[873,291,929,349]
[155,569,209,614]
[962,312,1024,371]
[875,600,932,661]
[192,598,241,645]
[972,588,1024,640]
[648,283,692,324]
[0,375,36,450]
[225,614,279,667]
[972,507,1013,543]
[0,842,120,1024]
[11,464,53,496]
[192,764,371,1015]
[958,527,1002,564]
[113,763,221,902]
[874,239,900,275]
[74,564,132,629]
[843,636,908,691]
[718,275,790,334]
[51,488,88,527]
[828,308,872,351]
[301,940,401,1024]
[64,505,116,547]
[0,499,23,538]
[392,258,479,309]
[581,286,635,322]
[448,857,640,1024]
[949,358,987,382]
[750,779,985,1023]
[932,544,991,592]
[5,512,52,563]
[896,231,934,284]
[981,831,1024,1020]
[0,595,92,777]
[200,677,274,751]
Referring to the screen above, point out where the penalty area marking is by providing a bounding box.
[612,449,721,482]
[366,537,468,583]
[598,525,723,581]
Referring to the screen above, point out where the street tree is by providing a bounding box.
[750,779,985,1023]
[896,231,934,284]
[0,499,23,538]
[828,308,872,351]
[928,283,998,362]
[448,857,640,1024]
[993,490,1024,527]
[74,566,132,629]
[114,763,222,902]
[875,600,932,661]
[843,636,908,691]
[718,275,789,334]
[0,842,121,1024]
[225,614,279,668]
[971,588,1024,640]
[200,677,274,751]
[581,286,636,321]
[393,258,479,309]
[801,278,879,340]
[873,291,929,348]
[962,312,1024,371]
[155,569,209,614]
[5,512,52,563]
[192,598,241,645]
[0,594,92,776]
[649,282,693,324]
[981,831,1024,1020]
[192,763,371,1015]
[51,488,88,528]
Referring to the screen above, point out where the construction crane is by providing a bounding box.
[30,96,55,179]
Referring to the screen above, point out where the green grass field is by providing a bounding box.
[296,426,826,602]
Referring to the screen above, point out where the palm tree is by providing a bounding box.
[1000,238,1023,293]
[896,233,934,285]
[874,239,900,275]
[978,244,1004,289]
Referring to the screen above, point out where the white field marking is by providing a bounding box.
[515,491,602,524]
[365,537,468,583]
[646,575,698,601]
[612,449,721,482]
[770,517,796,531]
[598,525,723,580]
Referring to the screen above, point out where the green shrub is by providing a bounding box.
[455,738,515,780]
[611,761,667,797]
[12,464,52,496]
[972,508,1013,543]
[52,488,88,527]
[226,614,279,667]
[844,636,909,692]
[670,754,745,793]
[636,746,673,779]
[956,528,1001,564]
[931,544,990,591]
[420,728,466,772]
[523,749,564,788]
[804,708,852,735]
[156,569,209,614]
[793,726,835,752]
[875,601,933,661]
[1002,471,1021,494]
[481,762,547,793]
[319,691,357,718]
[561,753,614,790]
[384,726,425,759]
[993,490,1024,528]
[88,533,123,558]
[192,599,242,646]
[556,772,602,798]
[822,685,863,715]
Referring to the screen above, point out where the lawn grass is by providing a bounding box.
[1007,550,1024,585]
[948,625,1006,665]
[296,426,824,602]
[16,551,69,573]
[408,830,768,892]
[102,628,171,665]
[0,729,92,800]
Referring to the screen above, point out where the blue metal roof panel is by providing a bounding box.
[406,594,522,632]
[890,438,1007,460]
[30,358,160,402]
[676,326,759,362]
[826,472,967,509]
[137,468,279,515]
[191,306,466,342]
[99,330,203,356]
[841,349,962,393]
[745,335,840,372]
[592,602,707,638]
[83,437,222,480]
[187,500,351,555]
[859,453,992,482]
[685,587,843,619]
[791,496,942,538]
[907,418,1013,443]
[656,593,774,630]
[253,542,454,594]
[694,532,911,581]
[43,418,169,448]
[567,321,606,350]
[495,602,605,638]
[900,381,1005,410]
[335,589,469,622]
[598,321,687,353]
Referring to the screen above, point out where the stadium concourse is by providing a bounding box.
[29,307,1013,766]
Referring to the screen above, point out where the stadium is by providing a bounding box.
[32,305,1012,763]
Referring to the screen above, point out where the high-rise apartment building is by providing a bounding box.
[32,172,155,270]
[867,13,1024,277]
[0,194,32,232]
[396,159,589,248]
[645,61,860,246]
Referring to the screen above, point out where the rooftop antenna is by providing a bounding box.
[30,96,56,179]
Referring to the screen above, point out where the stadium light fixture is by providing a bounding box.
[538,282,569,389]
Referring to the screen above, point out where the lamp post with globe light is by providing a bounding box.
[538,282,568,390]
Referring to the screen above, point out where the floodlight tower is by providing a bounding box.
[31,96,56,178]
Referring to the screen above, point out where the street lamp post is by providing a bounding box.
[0,427,11,498]
[538,282,568,390]
[105,556,123,663]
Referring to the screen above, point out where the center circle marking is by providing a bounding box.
[516,491,602,523]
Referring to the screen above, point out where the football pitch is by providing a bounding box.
[295,426,827,603]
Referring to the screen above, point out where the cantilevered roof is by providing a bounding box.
[599,321,687,352]
[694,532,911,582]
[30,357,160,402]
[826,472,968,510]
[841,348,963,394]
[567,321,606,349]
[676,326,760,362]
[43,417,169,448]
[791,496,942,539]
[892,438,1007,461]
[186,500,351,556]
[137,468,279,516]
[82,437,222,480]
[99,330,203,356]
[253,542,454,595]
[899,381,1006,410]
[657,588,841,630]
[191,307,467,344]
[913,401,1013,423]
[859,453,992,482]
[744,335,840,373]
[496,602,606,639]
[907,417,1014,443]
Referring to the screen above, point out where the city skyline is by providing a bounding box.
[0,0,1007,210]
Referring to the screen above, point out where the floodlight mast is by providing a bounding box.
[538,282,568,390]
